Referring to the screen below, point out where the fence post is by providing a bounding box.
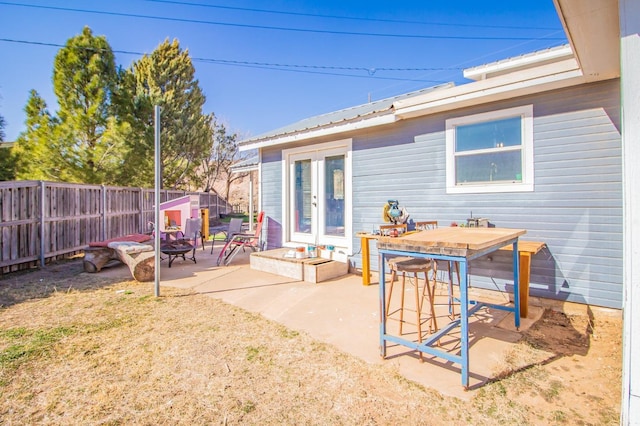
[39,180,45,267]
[101,185,107,240]
[139,187,144,234]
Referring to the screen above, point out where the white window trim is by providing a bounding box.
[445,105,534,194]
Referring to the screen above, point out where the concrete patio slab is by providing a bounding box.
[94,244,539,400]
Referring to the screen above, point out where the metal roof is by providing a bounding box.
[238,44,593,149]
[239,83,453,147]
[230,155,259,173]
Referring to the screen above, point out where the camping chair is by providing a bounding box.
[210,217,244,254]
[216,212,265,266]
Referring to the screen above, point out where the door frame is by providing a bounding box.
[281,139,353,254]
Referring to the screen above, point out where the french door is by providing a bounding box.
[284,140,351,250]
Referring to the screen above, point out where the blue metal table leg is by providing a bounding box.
[459,259,469,389]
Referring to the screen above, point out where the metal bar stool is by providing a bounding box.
[385,256,437,359]
[415,220,459,319]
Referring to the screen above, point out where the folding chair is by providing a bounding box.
[216,212,265,266]
[210,217,244,254]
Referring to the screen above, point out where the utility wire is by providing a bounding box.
[201,60,449,83]
[0,2,566,41]
[193,57,461,73]
[142,0,561,31]
[0,38,454,82]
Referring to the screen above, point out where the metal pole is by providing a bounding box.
[249,173,254,231]
[154,106,161,297]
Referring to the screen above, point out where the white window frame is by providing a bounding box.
[445,105,534,194]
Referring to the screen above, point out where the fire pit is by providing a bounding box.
[160,241,196,267]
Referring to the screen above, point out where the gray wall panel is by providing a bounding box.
[258,79,622,308]
[349,80,622,308]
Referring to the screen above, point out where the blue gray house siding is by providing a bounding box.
[260,149,284,250]
[260,79,622,309]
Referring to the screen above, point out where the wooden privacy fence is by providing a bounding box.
[0,180,231,274]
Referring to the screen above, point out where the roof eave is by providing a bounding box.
[463,45,574,81]
[230,164,259,173]
[553,0,620,81]
[394,58,587,120]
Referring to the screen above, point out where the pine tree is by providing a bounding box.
[51,26,128,184]
[112,67,155,187]
[0,112,14,181]
[129,39,212,189]
[12,91,61,180]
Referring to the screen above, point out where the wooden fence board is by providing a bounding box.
[0,181,231,273]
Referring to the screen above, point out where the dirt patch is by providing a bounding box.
[0,259,623,425]
[0,257,118,308]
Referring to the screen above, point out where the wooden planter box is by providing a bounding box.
[250,249,304,280]
[250,248,349,283]
[302,258,349,283]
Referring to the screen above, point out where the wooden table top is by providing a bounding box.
[376,227,527,255]
[499,240,546,254]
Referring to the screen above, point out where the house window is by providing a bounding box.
[445,105,534,193]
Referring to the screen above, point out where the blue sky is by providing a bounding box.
[0,1,566,142]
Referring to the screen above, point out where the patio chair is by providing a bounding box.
[210,217,244,254]
[216,212,265,266]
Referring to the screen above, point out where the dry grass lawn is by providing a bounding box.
[0,259,623,425]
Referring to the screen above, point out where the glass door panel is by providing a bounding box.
[294,159,312,233]
[286,142,350,250]
[323,155,345,237]
[289,153,316,245]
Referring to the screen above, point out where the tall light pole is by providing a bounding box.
[154,105,161,297]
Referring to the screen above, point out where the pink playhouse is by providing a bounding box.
[159,195,200,232]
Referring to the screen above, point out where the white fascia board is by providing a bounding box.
[239,113,397,151]
[230,164,259,173]
[464,45,574,80]
[394,58,584,120]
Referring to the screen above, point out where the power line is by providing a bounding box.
[0,2,566,41]
[200,60,449,83]
[142,0,561,31]
[192,57,461,73]
[0,38,454,83]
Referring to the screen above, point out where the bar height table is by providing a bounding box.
[377,227,526,389]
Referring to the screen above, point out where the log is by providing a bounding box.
[83,242,155,282]
[83,246,119,273]
[107,242,155,282]
[84,233,154,275]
